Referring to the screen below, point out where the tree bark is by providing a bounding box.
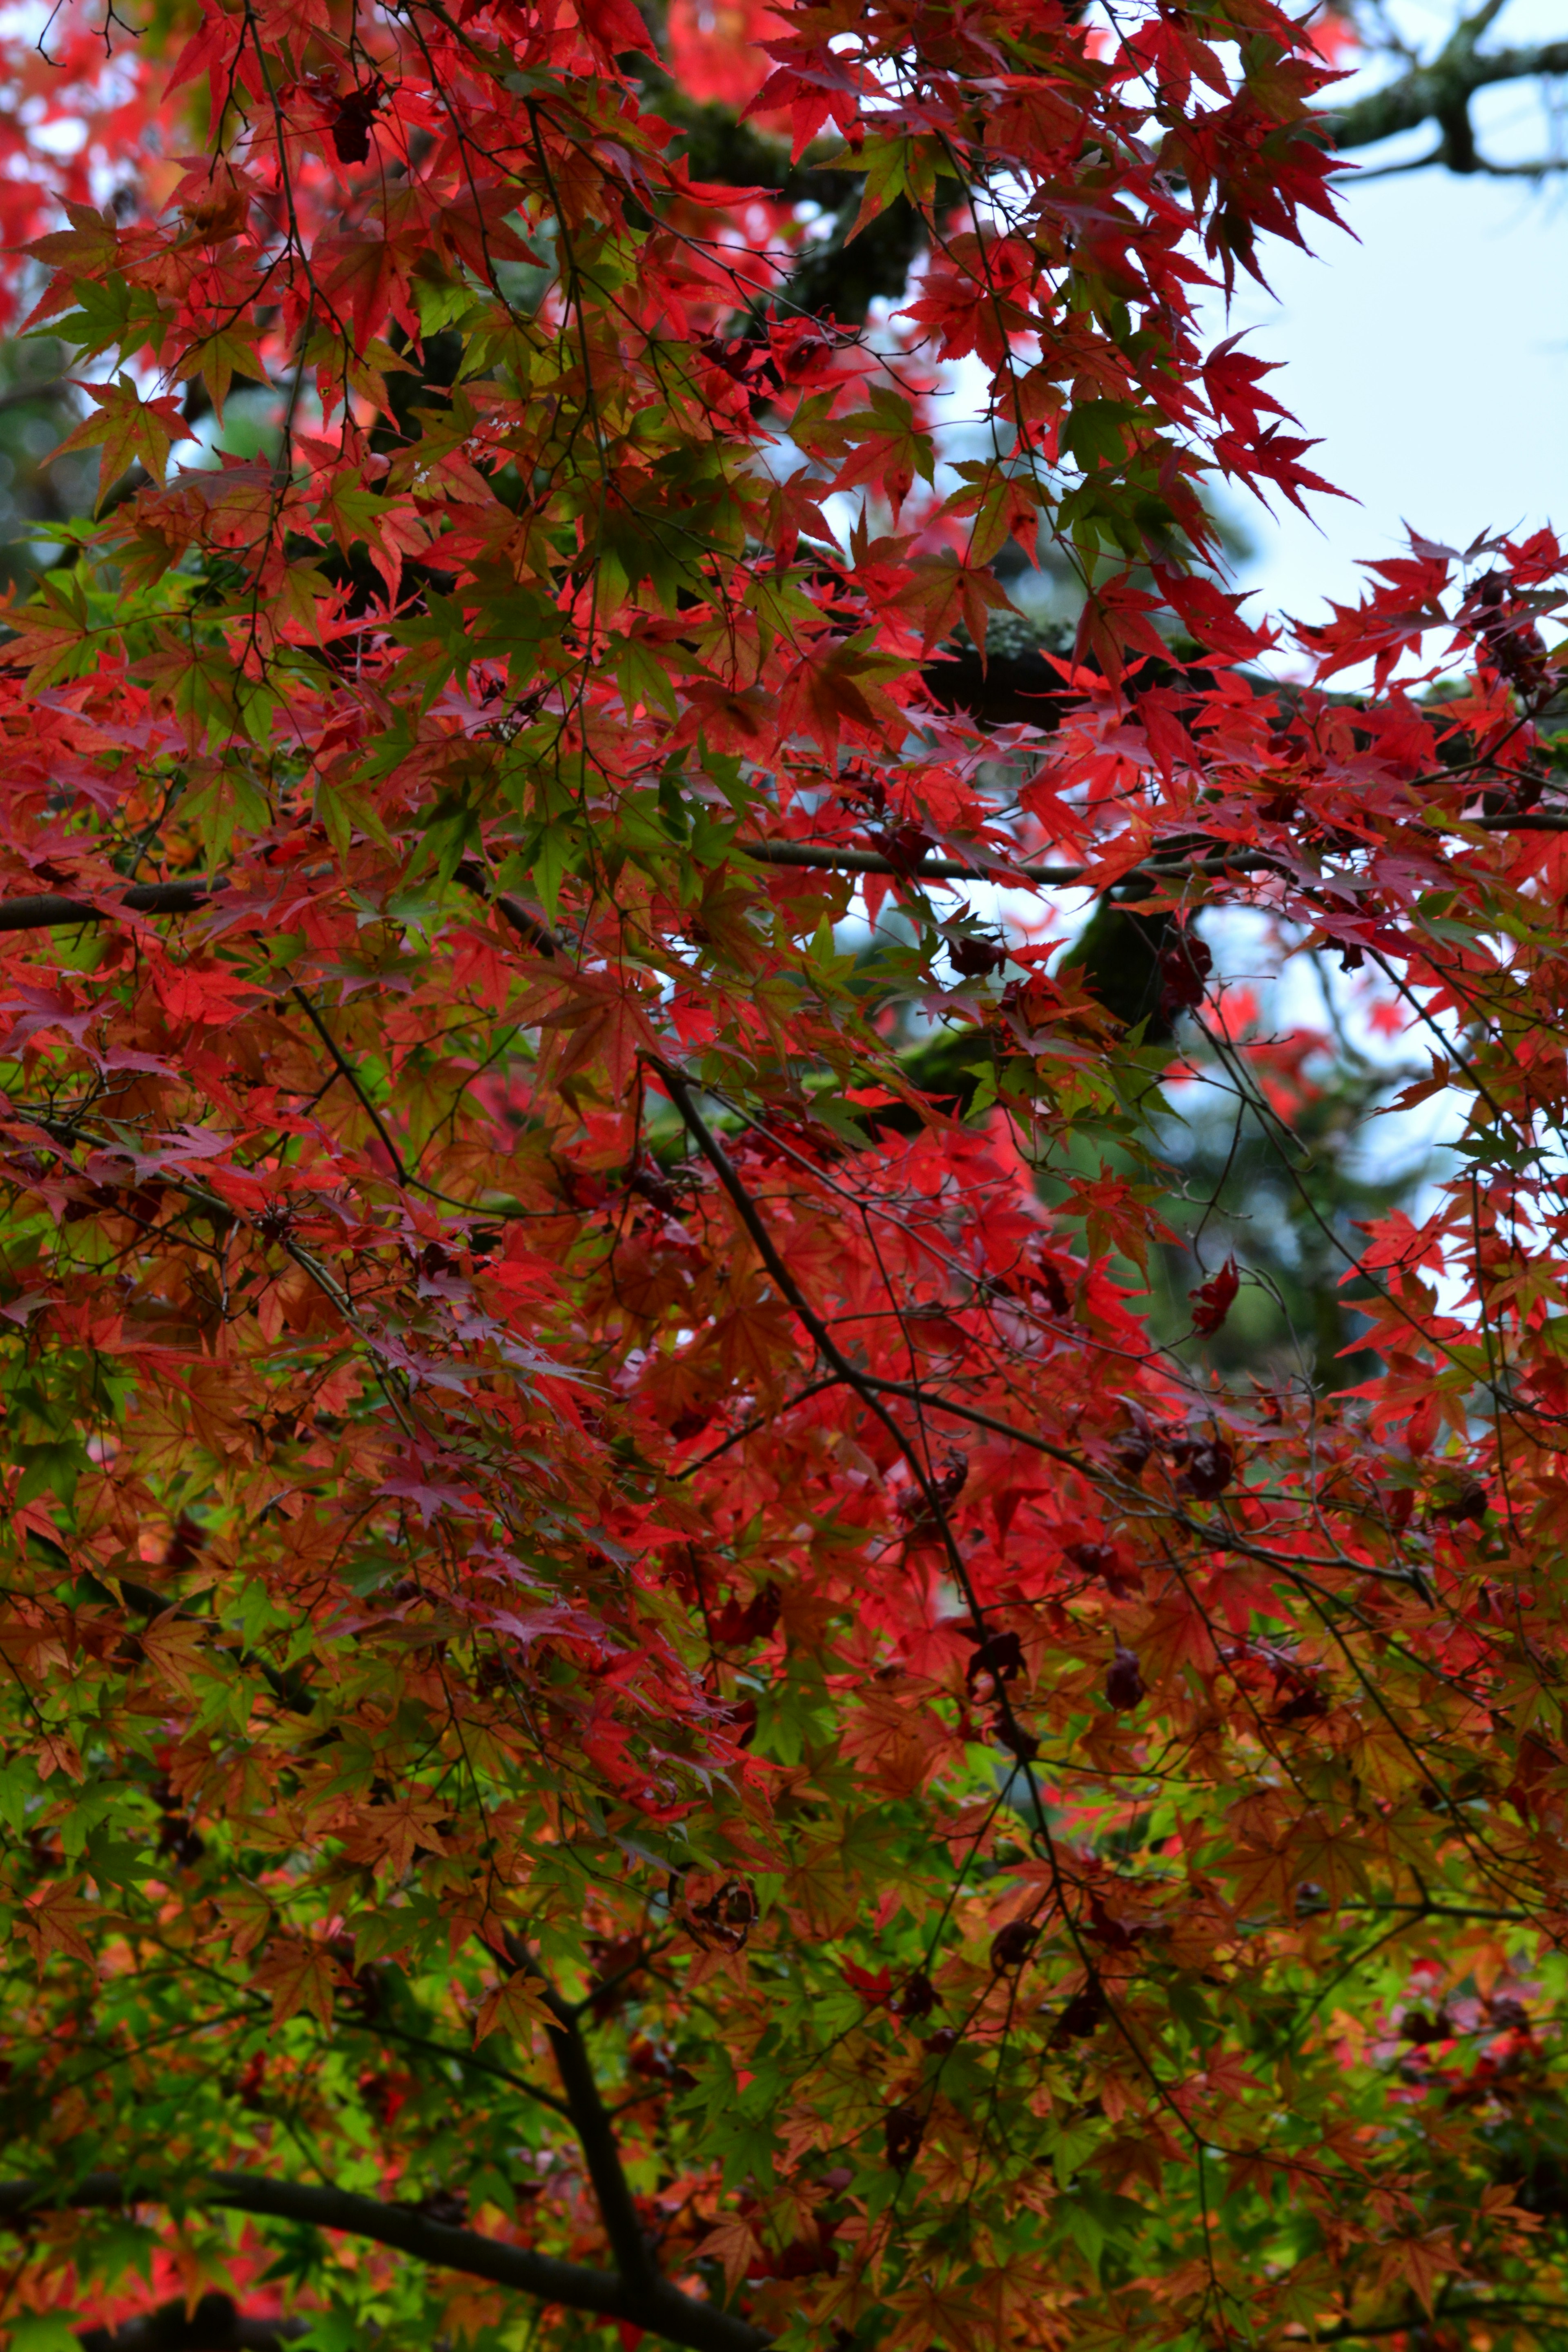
[0,2176,769,2352]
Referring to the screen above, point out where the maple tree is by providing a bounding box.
[0,0,1566,2350]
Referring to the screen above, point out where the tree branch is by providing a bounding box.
[1,804,1561,941]
[737,839,1272,888]
[290,984,409,1185]
[501,1941,659,2296]
[0,2176,768,2352]
[0,880,218,932]
[0,866,561,950]
[1323,23,1568,161]
[78,2292,307,2352]
[650,1057,1085,1470]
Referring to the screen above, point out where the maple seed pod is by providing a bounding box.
[1066,1540,1138,1599]
[1157,929,1213,1020]
[1106,1643,1146,1712]
[1115,1408,1158,1472]
[1036,1261,1072,1316]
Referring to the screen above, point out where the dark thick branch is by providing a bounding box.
[78,2292,306,2352]
[0,866,559,954]
[0,2176,768,2352]
[0,808,1559,941]
[737,838,1270,887]
[0,880,217,932]
[1326,42,1568,154]
[503,1940,658,2296]
[1322,0,1568,167]
[653,10,1568,192]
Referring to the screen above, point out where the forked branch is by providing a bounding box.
[503,1937,659,2296]
[0,2174,768,2352]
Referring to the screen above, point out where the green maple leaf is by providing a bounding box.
[54,372,189,503]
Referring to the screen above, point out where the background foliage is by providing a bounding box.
[0,4,1564,2352]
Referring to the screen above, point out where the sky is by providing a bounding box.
[909,20,1568,1192]
[1161,25,1568,1204]
[1214,1,1568,634]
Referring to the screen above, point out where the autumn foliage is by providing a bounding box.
[0,0,1564,2350]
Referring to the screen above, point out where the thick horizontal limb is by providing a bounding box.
[0,808,1560,940]
[739,821,1567,885]
[0,2176,768,2352]
[1323,0,1568,169]
[0,867,558,955]
[0,881,216,932]
[736,840,1262,887]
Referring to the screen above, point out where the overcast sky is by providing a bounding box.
[1215,0,1568,635]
